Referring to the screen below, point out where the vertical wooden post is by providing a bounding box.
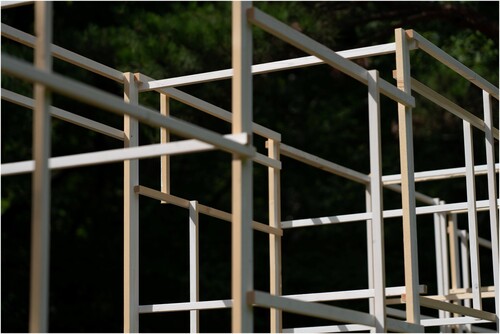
[267,139,282,333]
[367,70,386,332]
[460,231,471,307]
[433,199,445,325]
[433,199,450,331]
[439,203,450,299]
[463,120,482,310]
[448,214,461,292]
[160,94,170,201]
[448,213,462,322]
[395,28,421,324]
[365,188,375,333]
[29,2,52,332]
[231,1,254,332]
[189,201,200,333]
[498,94,500,331]
[439,201,450,329]
[459,230,472,332]
[124,72,140,333]
[483,91,499,327]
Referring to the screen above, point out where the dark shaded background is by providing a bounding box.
[1,1,499,332]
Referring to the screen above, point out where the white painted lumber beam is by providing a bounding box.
[249,290,375,327]
[284,285,427,302]
[249,291,424,332]
[283,324,372,333]
[463,120,483,310]
[406,296,496,322]
[408,30,499,100]
[483,91,500,329]
[449,286,495,294]
[281,199,493,228]
[425,291,495,301]
[278,143,435,206]
[139,42,417,91]
[280,143,370,184]
[367,69,386,332]
[134,185,283,237]
[386,307,494,330]
[421,317,491,327]
[139,299,233,313]
[247,7,415,107]
[385,184,436,205]
[2,88,125,140]
[1,134,248,176]
[189,201,200,333]
[383,163,500,185]
[136,73,281,141]
[1,54,255,158]
[138,286,426,315]
[411,78,499,139]
[1,1,33,8]
[1,23,124,82]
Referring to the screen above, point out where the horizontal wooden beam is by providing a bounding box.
[421,316,491,327]
[283,324,372,333]
[139,299,232,313]
[407,29,499,100]
[248,290,375,327]
[383,163,500,185]
[411,78,499,139]
[1,134,248,176]
[140,41,417,91]
[247,7,415,107]
[282,199,493,228]
[278,142,437,205]
[401,296,497,322]
[135,185,283,236]
[249,291,423,333]
[1,54,255,158]
[425,291,495,301]
[1,23,123,82]
[136,73,281,141]
[449,286,495,294]
[280,143,370,184]
[284,285,427,302]
[387,306,492,329]
[385,184,436,205]
[2,88,125,141]
[1,1,33,9]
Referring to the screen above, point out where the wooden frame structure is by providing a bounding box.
[1,1,499,332]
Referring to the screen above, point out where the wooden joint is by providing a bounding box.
[408,39,418,50]
[133,72,142,83]
[243,132,252,145]
[246,290,256,305]
[246,7,255,21]
[405,29,415,39]
[386,298,403,305]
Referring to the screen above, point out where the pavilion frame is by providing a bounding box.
[1,1,499,333]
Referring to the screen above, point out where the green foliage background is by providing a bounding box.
[1,1,498,332]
